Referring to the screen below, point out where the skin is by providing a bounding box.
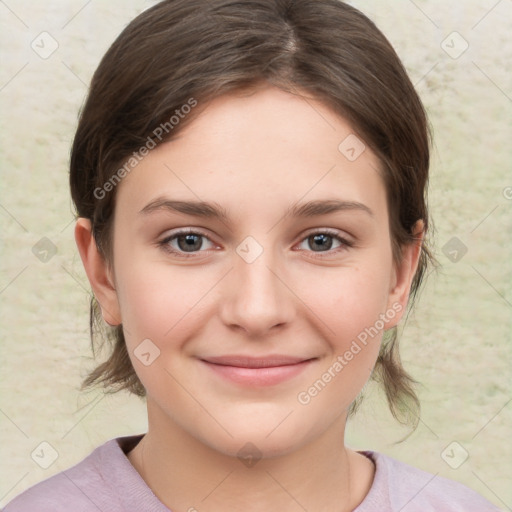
[75,84,423,512]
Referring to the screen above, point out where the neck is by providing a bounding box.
[127,399,374,512]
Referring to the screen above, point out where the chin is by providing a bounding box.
[206,430,303,462]
[195,411,322,462]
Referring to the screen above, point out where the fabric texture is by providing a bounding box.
[3,434,502,511]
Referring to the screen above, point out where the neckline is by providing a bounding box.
[113,434,383,512]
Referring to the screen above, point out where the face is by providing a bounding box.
[83,85,418,458]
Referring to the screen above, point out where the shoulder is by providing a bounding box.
[2,465,103,512]
[2,436,142,512]
[357,450,502,512]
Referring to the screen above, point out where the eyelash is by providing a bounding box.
[158,228,354,259]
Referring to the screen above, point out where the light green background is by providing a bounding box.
[1,0,511,508]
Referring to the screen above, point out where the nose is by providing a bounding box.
[218,243,295,338]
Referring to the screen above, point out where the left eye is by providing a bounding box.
[297,231,349,252]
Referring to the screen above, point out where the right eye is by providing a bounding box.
[158,229,218,257]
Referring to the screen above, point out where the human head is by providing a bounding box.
[71,0,432,428]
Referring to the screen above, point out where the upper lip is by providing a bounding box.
[200,355,314,368]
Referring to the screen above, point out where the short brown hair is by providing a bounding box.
[70,0,434,427]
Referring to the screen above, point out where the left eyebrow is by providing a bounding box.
[284,199,374,219]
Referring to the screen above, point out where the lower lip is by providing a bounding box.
[201,360,313,387]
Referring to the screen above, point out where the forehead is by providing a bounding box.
[115,85,387,224]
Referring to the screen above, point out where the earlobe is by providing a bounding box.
[385,220,425,329]
[74,218,122,326]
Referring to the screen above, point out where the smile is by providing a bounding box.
[199,355,316,387]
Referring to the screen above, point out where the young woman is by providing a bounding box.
[4,0,502,510]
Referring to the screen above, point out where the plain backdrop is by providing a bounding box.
[0,0,511,508]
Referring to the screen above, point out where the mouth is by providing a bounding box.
[199,355,316,387]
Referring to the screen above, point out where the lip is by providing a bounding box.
[200,355,316,386]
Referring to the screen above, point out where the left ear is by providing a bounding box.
[385,219,425,328]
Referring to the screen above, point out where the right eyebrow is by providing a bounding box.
[139,198,230,223]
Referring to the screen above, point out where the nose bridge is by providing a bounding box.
[220,236,294,335]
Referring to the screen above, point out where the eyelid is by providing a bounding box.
[300,226,352,240]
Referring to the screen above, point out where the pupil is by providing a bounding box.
[310,234,332,251]
[178,234,202,252]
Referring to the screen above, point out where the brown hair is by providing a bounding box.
[70,0,434,428]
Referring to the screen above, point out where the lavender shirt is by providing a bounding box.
[3,434,502,511]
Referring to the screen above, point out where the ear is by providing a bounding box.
[74,218,121,326]
[385,219,425,329]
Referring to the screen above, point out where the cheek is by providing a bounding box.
[298,261,392,375]
[302,263,393,344]
[294,279,387,417]
[113,238,215,342]
[113,263,213,403]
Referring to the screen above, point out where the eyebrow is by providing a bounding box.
[286,199,373,218]
[139,197,374,221]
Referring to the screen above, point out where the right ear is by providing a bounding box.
[74,218,121,326]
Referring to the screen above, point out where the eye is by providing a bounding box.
[158,229,217,257]
[296,229,353,256]
[158,227,353,259]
